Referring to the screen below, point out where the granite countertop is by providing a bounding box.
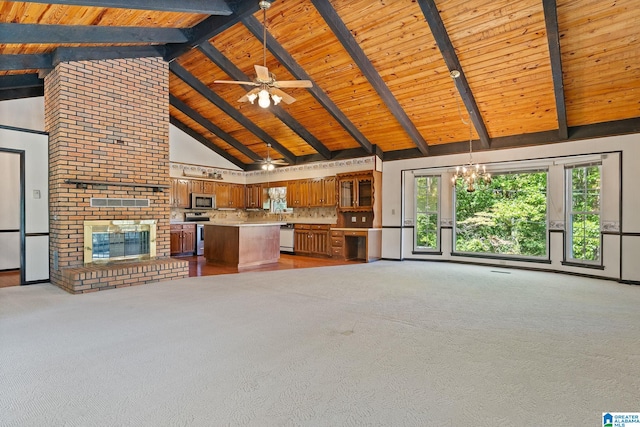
[331,227,382,231]
[204,221,287,227]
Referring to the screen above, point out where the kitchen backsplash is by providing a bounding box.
[170,207,337,224]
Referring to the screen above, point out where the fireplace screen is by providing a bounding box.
[84,220,156,264]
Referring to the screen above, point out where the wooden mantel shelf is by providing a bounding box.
[64,179,170,192]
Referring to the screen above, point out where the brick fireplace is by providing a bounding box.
[45,56,188,293]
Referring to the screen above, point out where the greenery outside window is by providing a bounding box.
[415,175,439,251]
[454,170,548,258]
[566,164,601,263]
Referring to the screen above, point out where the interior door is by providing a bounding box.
[0,151,21,286]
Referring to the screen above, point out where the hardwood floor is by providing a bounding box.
[178,253,359,277]
[0,270,20,288]
[0,255,355,287]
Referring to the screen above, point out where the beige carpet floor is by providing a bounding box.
[1,261,639,426]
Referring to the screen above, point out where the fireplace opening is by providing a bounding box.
[84,220,156,264]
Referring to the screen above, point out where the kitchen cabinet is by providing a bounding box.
[337,171,376,211]
[330,229,344,258]
[308,177,337,207]
[322,176,337,207]
[190,180,203,194]
[294,224,330,257]
[245,184,263,209]
[170,223,196,255]
[203,181,216,194]
[170,178,190,208]
[330,228,381,262]
[229,183,245,209]
[214,183,245,209]
[287,180,309,208]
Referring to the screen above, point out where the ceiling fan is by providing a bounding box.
[213,0,312,108]
[259,143,287,170]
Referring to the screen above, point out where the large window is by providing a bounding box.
[566,164,601,263]
[454,170,548,257]
[415,175,439,250]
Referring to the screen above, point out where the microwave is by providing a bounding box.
[191,193,216,209]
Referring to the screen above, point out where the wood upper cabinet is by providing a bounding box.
[190,180,203,194]
[287,180,309,208]
[337,171,379,212]
[215,182,230,208]
[216,182,245,209]
[203,181,216,194]
[245,184,263,209]
[310,176,336,207]
[286,177,336,208]
[229,183,245,209]
[170,178,190,208]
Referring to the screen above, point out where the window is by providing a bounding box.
[566,164,601,263]
[454,170,548,257]
[415,175,439,250]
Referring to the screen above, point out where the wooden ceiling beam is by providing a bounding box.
[0,54,52,71]
[242,14,375,155]
[169,62,297,165]
[0,46,165,72]
[417,0,491,150]
[542,0,569,140]
[0,74,42,90]
[165,0,261,61]
[198,42,332,160]
[17,0,233,15]
[310,0,430,156]
[169,117,247,170]
[170,94,262,163]
[0,23,189,44]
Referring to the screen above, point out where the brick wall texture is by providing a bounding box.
[45,57,188,293]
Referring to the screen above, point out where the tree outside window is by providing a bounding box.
[566,165,601,263]
[454,171,548,257]
[415,176,439,250]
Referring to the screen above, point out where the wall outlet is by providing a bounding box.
[351,216,356,222]
[362,217,366,222]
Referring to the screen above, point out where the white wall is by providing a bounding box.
[382,134,640,283]
[0,97,45,131]
[169,124,242,171]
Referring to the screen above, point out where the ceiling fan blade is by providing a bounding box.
[274,80,313,88]
[255,64,270,82]
[214,80,259,86]
[238,87,261,103]
[271,88,296,105]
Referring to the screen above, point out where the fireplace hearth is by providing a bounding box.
[84,220,157,264]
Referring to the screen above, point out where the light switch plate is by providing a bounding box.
[33,189,41,199]
[351,216,356,222]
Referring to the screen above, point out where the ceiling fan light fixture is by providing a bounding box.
[271,93,282,105]
[258,89,270,108]
[247,93,258,104]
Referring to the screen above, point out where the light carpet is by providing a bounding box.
[1,261,639,426]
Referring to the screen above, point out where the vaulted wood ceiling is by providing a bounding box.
[1,0,639,169]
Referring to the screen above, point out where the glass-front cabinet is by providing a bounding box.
[338,172,374,211]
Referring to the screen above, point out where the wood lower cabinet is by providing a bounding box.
[330,229,344,258]
[294,224,330,257]
[170,223,196,255]
[330,228,382,262]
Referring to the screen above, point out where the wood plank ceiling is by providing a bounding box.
[1,0,639,169]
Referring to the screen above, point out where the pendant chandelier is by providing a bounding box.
[450,70,491,192]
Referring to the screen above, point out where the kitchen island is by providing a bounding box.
[203,222,284,270]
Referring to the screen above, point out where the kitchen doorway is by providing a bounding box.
[0,150,23,286]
